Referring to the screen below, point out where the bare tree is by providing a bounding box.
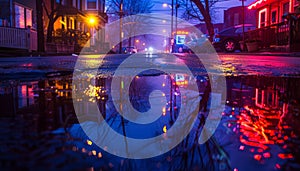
[106,0,153,19]
[106,0,154,46]
[42,0,64,43]
[180,0,227,41]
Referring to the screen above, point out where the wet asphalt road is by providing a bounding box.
[0,53,300,79]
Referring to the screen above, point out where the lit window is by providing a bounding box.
[283,2,289,15]
[14,4,32,28]
[258,8,267,28]
[26,9,32,27]
[261,12,266,27]
[15,4,25,28]
[86,0,97,10]
[271,11,277,24]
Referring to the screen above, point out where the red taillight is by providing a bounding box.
[214,34,220,38]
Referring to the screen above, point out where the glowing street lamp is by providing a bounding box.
[89,17,96,25]
[87,16,98,46]
[162,0,179,53]
[87,16,97,26]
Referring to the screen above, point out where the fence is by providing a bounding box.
[0,27,37,52]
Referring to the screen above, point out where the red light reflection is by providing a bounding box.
[237,105,295,162]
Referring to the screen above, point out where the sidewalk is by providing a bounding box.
[220,51,300,57]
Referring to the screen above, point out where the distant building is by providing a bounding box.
[224,6,256,28]
[194,23,225,34]
[0,0,108,53]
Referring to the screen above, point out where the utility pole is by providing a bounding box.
[171,0,174,53]
[36,0,45,53]
[175,0,178,53]
[119,0,124,54]
[242,0,245,51]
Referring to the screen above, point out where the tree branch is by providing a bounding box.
[42,1,50,18]
[190,1,203,21]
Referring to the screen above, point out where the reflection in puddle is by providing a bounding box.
[0,74,300,170]
[225,76,300,170]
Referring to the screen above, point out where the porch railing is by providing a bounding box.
[246,13,300,52]
[0,27,37,51]
[246,22,289,47]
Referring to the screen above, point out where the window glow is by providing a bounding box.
[15,5,25,28]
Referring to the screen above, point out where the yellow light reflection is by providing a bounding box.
[87,139,93,146]
[163,125,167,133]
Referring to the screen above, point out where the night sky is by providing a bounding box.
[152,0,256,23]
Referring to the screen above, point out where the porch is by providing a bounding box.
[246,14,300,52]
[0,27,37,52]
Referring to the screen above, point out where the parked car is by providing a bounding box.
[212,24,256,52]
[122,46,138,54]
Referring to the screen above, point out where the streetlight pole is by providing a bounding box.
[119,0,124,54]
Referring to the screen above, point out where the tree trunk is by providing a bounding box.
[36,0,44,52]
[190,0,215,41]
[205,18,214,42]
[46,19,55,43]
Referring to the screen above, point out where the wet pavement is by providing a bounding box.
[0,53,300,170]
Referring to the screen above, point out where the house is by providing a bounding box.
[0,0,37,52]
[224,6,256,28]
[247,0,300,51]
[0,0,108,54]
[0,0,36,29]
[43,0,108,53]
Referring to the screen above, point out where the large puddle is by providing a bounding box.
[0,57,300,170]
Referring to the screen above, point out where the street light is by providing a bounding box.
[88,17,96,25]
[162,1,174,53]
[162,3,168,8]
[162,0,179,53]
[87,16,98,46]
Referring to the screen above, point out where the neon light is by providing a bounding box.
[248,0,267,9]
[258,8,267,28]
[176,30,189,35]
